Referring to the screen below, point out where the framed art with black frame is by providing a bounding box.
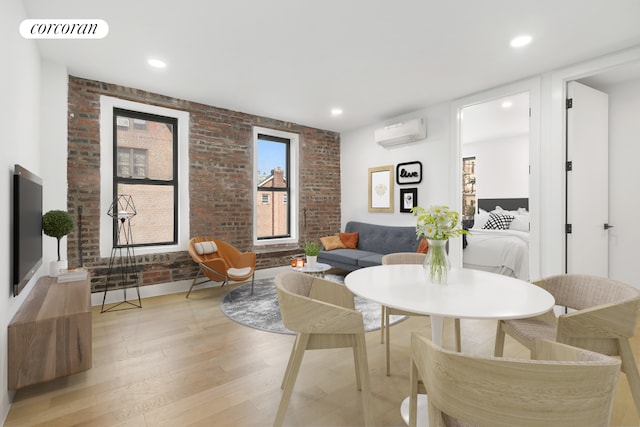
[400,188,418,213]
[396,161,422,185]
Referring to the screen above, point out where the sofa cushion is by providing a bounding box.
[319,248,378,267]
[358,253,383,268]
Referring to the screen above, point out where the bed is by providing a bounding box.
[463,198,530,281]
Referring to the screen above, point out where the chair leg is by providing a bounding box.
[250,273,255,295]
[281,334,299,390]
[454,318,461,352]
[385,309,391,376]
[380,306,385,344]
[494,320,506,357]
[185,270,203,298]
[352,343,362,391]
[274,333,310,427]
[618,338,640,417]
[354,333,374,427]
[409,359,419,427]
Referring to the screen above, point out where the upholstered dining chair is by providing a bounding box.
[186,237,256,298]
[274,271,373,427]
[494,273,640,416]
[410,333,621,427]
[381,253,461,376]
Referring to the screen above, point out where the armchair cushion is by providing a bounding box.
[195,240,217,255]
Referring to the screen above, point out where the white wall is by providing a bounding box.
[1,0,42,422]
[1,2,69,422]
[603,78,640,286]
[462,134,529,200]
[340,103,452,227]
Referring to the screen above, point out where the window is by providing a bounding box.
[100,96,189,258]
[113,108,178,247]
[462,156,476,219]
[254,127,299,245]
[117,147,148,178]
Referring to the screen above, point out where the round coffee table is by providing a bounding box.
[290,262,332,277]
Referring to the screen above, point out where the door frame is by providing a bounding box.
[546,46,640,276]
[449,77,541,279]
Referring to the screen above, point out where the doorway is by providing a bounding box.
[449,78,541,279]
[459,92,531,280]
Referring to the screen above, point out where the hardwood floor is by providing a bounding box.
[5,281,640,426]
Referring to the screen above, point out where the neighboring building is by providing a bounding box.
[257,167,288,238]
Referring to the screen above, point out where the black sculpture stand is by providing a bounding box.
[102,196,142,313]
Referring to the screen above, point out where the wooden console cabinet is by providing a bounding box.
[8,275,92,390]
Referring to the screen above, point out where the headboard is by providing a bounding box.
[478,198,528,213]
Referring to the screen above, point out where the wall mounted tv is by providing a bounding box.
[13,164,43,296]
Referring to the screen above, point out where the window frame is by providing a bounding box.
[253,126,299,247]
[99,96,190,258]
[113,108,178,248]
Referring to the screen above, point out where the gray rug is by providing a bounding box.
[220,276,406,335]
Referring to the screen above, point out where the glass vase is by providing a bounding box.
[423,239,450,284]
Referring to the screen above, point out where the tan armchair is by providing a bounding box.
[186,237,256,298]
[494,273,640,416]
[273,271,373,427]
[381,253,461,376]
[410,333,621,427]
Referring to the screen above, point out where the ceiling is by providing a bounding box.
[22,0,640,133]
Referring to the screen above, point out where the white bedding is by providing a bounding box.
[463,229,529,281]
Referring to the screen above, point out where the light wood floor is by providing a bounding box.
[5,281,640,427]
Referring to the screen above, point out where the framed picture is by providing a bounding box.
[396,161,422,185]
[400,188,418,213]
[368,165,394,213]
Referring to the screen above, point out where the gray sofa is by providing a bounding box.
[317,221,419,271]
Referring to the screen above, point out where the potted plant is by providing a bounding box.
[42,210,74,277]
[304,241,321,267]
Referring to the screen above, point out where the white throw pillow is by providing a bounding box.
[509,214,530,232]
[473,209,490,229]
[195,241,217,255]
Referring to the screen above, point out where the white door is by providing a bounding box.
[566,81,609,276]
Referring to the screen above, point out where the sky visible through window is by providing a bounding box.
[257,138,286,178]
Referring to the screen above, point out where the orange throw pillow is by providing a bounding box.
[416,238,429,254]
[339,232,359,249]
[320,235,347,251]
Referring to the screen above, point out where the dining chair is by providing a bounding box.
[494,273,640,416]
[186,237,256,298]
[410,333,621,427]
[274,271,373,427]
[381,253,461,376]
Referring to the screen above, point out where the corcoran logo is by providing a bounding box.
[19,19,108,39]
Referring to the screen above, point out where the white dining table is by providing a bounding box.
[345,264,556,426]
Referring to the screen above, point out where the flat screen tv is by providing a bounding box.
[13,164,43,296]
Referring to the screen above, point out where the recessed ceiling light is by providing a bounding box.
[331,108,343,116]
[510,35,532,48]
[501,101,513,109]
[148,58,167,68]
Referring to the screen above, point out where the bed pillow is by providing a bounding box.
[509,214,530,232]
[482,213,515,230]
[472,209,491,229]
[339,232,359,249]
[320,235,347,250]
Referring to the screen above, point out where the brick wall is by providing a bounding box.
[66,76,341,292]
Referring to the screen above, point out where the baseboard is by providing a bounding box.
[91,266,289,307]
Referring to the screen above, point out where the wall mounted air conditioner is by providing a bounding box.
[375,118,426,148]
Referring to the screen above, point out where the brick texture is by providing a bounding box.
[66,76,341,292]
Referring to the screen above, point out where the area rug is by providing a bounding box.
[220,275,406,335]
